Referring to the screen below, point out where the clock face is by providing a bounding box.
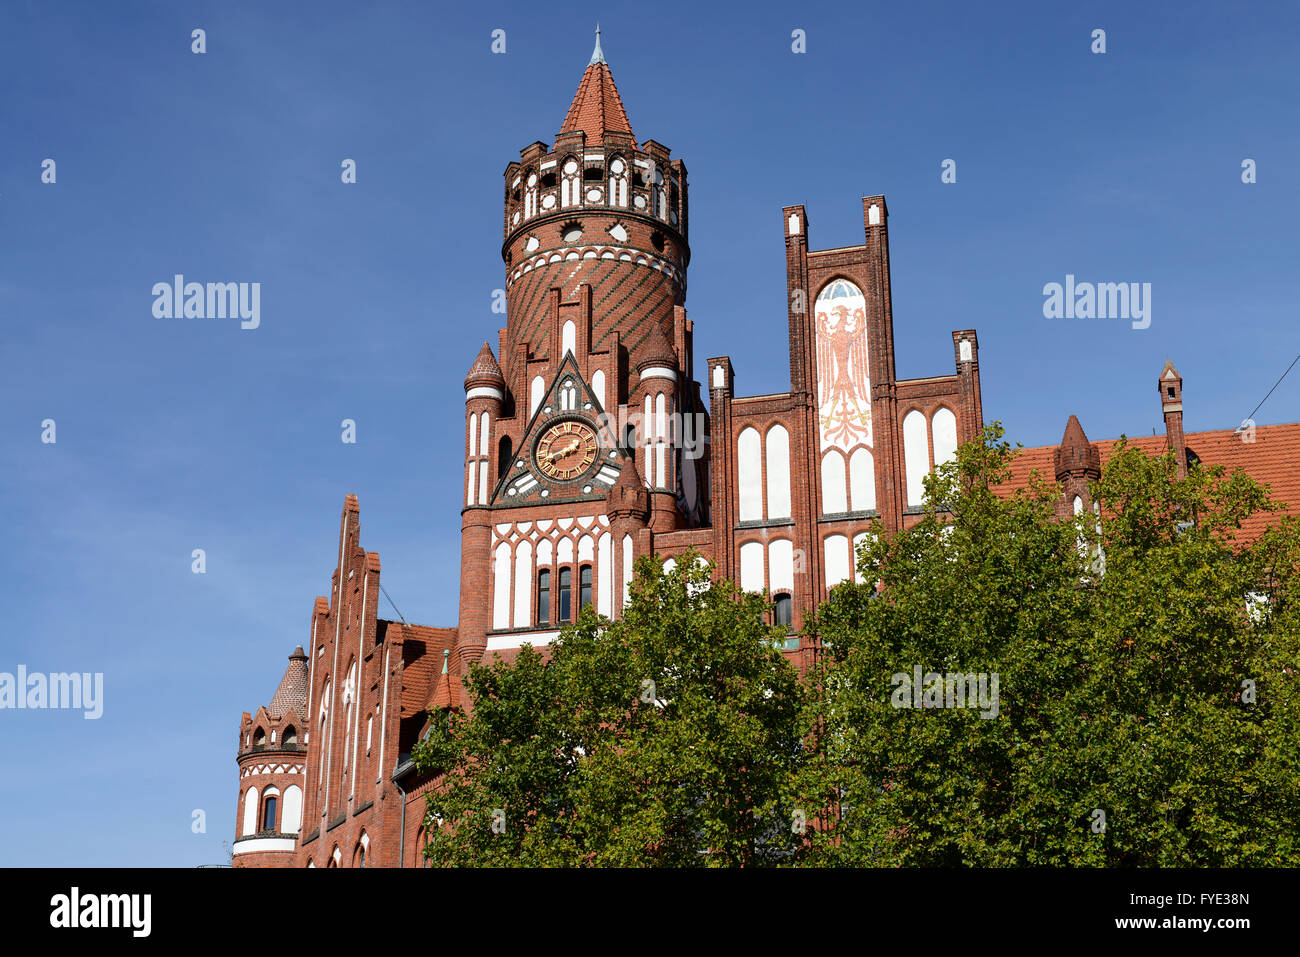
[535,420,598,481]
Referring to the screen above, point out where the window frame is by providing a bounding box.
[537,568,551,625]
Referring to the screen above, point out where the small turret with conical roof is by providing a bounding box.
[1053,414,1101,519]
[234,646,310,867]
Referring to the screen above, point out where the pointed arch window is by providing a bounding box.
[559,567,573,622]
[537,569,551,625]
[774,593,793,629]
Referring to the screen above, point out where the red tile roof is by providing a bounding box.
[999,423,1300,543]
[559,60,636,148]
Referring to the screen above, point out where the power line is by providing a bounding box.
[379,583,408,626]
[1243,352,1300,425]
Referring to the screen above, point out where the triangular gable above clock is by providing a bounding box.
[492,352,626,507]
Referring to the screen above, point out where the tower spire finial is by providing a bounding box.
[590,24,606,65]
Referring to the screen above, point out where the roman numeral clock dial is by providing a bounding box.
[534,420,598,482]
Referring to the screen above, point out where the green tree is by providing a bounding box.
[800,424,1300,865]
[411,551,806,866]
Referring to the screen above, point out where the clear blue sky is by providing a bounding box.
[1,0,1296,866]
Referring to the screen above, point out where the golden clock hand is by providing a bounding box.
[544,441,579,464]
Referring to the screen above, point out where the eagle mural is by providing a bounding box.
[815,279,872,450]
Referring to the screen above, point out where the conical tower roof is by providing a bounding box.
[636,322,675,370]
[1054,414,1101,480]
[267,646,309,720]
[464,342,505,390]
[559,28,637,148]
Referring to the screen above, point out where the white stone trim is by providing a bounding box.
[466,386,504,402]
[486,630,560,651]
[233,837,297,855]
[639,366,677,381]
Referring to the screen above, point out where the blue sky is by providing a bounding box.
[1,0,1296,866]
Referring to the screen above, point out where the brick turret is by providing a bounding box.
[234,646,309,867]
[460,344,505,668]
[1053,415,1101,519]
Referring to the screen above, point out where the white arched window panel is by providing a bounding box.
[643,394,654,487]
[902,410,929,507]
[849,448,875,512]
[737,427,763,521]
[597,532,613,616]
[578,534,594,562]
[466,462,476,507]
[513,540,533,627]
[712,365,724,389]
[530,376,545,416]
[768,539,794,593]
[492,543,512,629]
[932,408,958,469]
[621,534,633,606]
[282,785,303,834]
[562,320,576,357]
[739,541,765,593]
[655,394,667,488]
[241,786,259,837]
[558,536,574,564]
[686,555,711,598]
[820,450,848,514]
[537,538,553,565]
[824,534,852,589]
[1073,495,1084,515]
[787,213,801,235]
[592,369,606,410]
[852,532,873,583]
[479,412,490,453]
[468,412,478,457]
[765,426,791,519]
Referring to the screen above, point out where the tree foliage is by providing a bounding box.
[416,424,1300,865]
[412,553,805,866]
[802,425,1300,865]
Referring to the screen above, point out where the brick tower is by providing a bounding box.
[234,646,309,866]
[455,28,710,660]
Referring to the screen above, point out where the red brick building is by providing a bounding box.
[233,34,1300,867]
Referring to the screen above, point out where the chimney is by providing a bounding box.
[1158,359,1186,478]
